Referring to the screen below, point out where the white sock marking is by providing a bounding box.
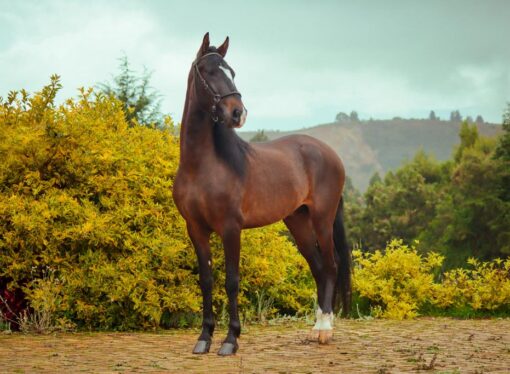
[312,307,334,331]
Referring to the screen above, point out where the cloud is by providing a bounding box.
[1,0,509,131]
[0,1,157,96]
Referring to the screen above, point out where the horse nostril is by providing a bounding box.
[232,108,241,121]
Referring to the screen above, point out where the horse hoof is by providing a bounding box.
[193,340,211,354]
[217,342,238,356]
[318,330,333,344]
[308,329,320,341]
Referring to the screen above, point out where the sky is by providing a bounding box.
[1,0,509,131]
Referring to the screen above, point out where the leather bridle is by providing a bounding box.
[193,52,241,122]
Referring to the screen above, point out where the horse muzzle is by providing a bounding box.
[232,106,247,129]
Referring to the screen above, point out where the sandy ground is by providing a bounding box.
[0,318,509,373]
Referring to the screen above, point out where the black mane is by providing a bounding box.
[205,46,250,177]
[212,123,251,178]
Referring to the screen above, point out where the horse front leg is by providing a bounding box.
[218,224,241,356]
[187,223,214,354]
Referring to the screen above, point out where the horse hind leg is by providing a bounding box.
[309,207,338,344]
[283,206,327,342]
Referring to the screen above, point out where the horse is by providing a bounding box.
[173,33,351,356]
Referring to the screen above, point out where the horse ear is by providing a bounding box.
[197,32,210,57]
[217,36,229,57]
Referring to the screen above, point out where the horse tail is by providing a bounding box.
[333,196,352,317]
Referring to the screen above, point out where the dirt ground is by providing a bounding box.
[0,318,509,373]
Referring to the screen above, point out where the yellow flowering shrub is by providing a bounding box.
[432,258,510,311]
[0,77,314,330]
[353,240,510,319]
[353,239,444,319]
[1,78,508,329]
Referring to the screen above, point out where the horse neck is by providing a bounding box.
[179,94,215,168]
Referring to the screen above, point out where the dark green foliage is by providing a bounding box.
[250,129,269,142]
[358,151,448,251]
[342,176,364,246]
[368,172,382,187]
[346,115,509,268]
[494,104,510,202]
[350,111,360,122]
[98,55,162,127]
[495,104,510,162]
[454,121,479,162]
[335,112,349,122]
[450,110,462,122]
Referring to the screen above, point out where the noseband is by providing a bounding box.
[193,52,241,122]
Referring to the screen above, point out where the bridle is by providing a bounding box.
[193,52,241,122]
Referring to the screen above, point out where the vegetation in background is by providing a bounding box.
[353,240,444,319]
[98,55,163,128]
[335,110,360,123]
[353,240,510,319]
[249,129,269,142]
[345,113,510,268]
[0,77,312,331]
[0,80,508,331]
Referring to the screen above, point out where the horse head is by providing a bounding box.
[192,33,247,129]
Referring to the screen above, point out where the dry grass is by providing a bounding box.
[0,318,509,373]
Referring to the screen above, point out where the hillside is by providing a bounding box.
[239,119,502,191]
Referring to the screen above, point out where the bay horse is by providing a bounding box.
[173,33,351,356]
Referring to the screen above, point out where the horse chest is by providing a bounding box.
[173,172,240,224]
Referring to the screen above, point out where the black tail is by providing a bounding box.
[333,197,352,317]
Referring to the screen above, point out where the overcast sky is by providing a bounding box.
[1,0,509,131]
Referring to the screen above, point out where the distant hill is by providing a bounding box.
[239,119,502,191]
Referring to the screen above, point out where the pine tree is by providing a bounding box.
[98,55,162,127]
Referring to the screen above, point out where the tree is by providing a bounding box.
[429,110,437,121]
[250,130,269,142]
[475,115,485,125]
[494,103,510,202]
[466,116,474,124]
[429,135,510,266]
[454,121,479,162]
[335,112,350,122]
[368,172,382,186]
[342,176,364,246]
[98,55,162,127]
[359,151,447,251]
[450,110,462,122]
[350,111,360,122]
[495,104,510,162]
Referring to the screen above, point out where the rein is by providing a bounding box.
[193,52,241,122]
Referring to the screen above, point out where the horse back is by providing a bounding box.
[241,134,345,227]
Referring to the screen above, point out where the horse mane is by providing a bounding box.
[206,46,251,177]
[186,45,251,178]
[212,122,251,178]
